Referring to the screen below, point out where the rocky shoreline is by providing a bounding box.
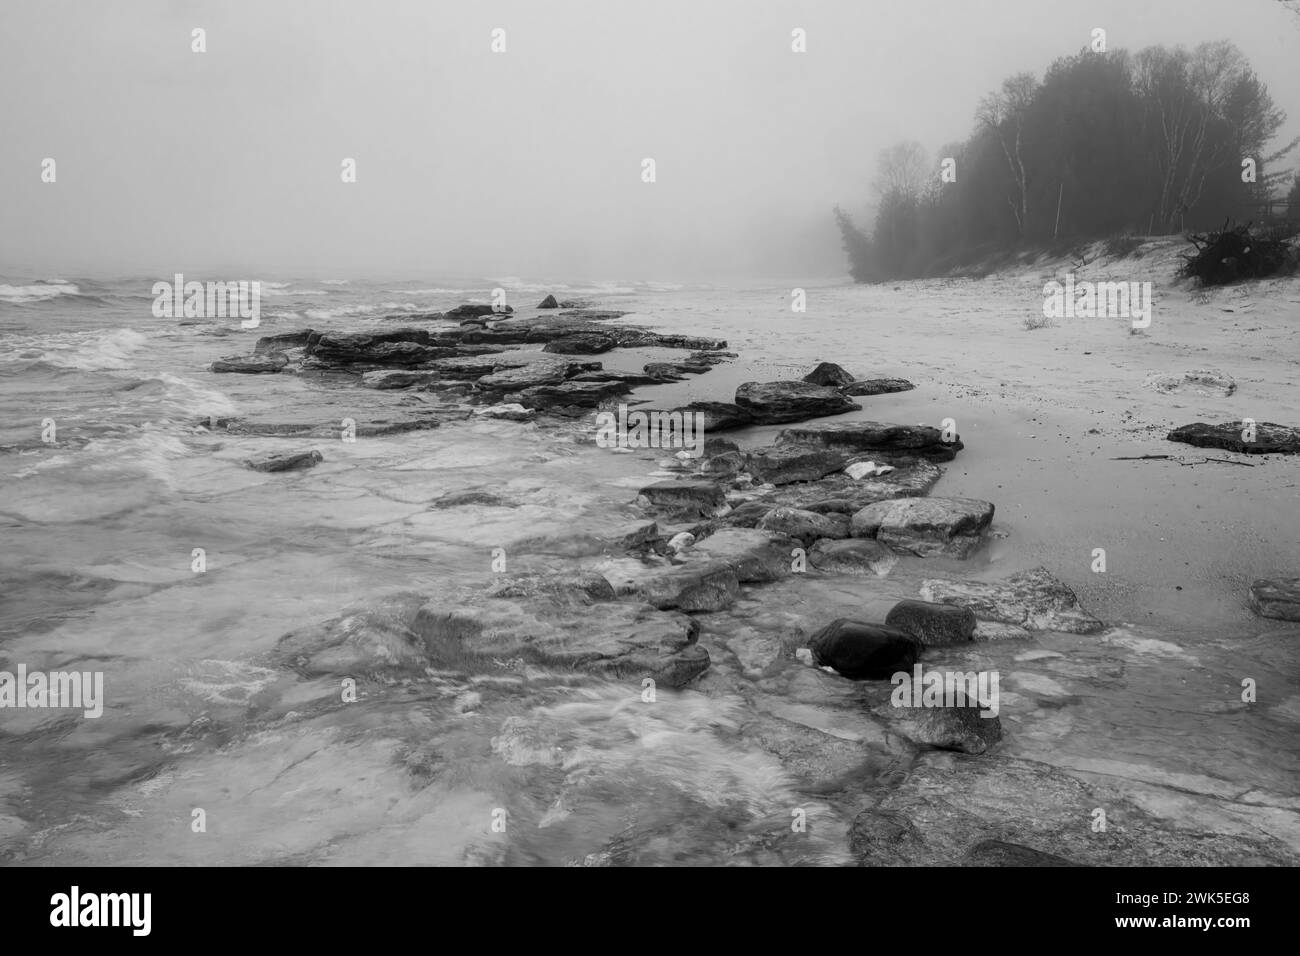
[200,298,1300,866]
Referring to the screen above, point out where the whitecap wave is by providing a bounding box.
[0,327,149,370]
[0,280,81,303]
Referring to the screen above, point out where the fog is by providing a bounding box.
[1,0,1297,279]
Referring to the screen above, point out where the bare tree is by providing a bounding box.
[976,73,1036,237]
[871,140,929,201]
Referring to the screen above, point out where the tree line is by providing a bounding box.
[835,42,1300,282]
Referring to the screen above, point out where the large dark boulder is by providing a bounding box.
[537,294,559,309]
[445,303,513,320]
[1167,421,1300,455]
[807,619,921,680]
[802,362,857,388]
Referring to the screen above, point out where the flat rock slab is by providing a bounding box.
[485,571,616,605]
[254,330,314,353]
[474,403,536,422]
[414,592,707,687]
[509,379,633,411]
[476,358,601,391]
[1145,369,1235,397]
[211,353,288,373]
[603,559,740,612]
[919,566,1105,634]
[1249,578,1300,621]
[842,378,915,396]
[216,418,441,439]
[1168,421,1300,454]
[763,460,945,513]
[734,381,862,425]
[872,694,1002,755]
[541,333,616,355]
[361,370,439,389]
[851,497,994,558]
[637,480,726,519]
[808,538,897,576]
[745,444,850,485]
[778,421,962,462]
[885,599,977,645]
[757,507,850,546]
[688,528,797,582]
[807,619,922,680]
[244,449,323,472]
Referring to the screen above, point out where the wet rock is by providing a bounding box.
[666,532,695,553]
[700,451,747,479]
[476,358,601,391]
[605,560,740,612]
[734,381,862,425]
[510,380,631,411]
[244,449,324,473]
[848,810,926,866]
[429,490,515,509]
[721,500,775,528]
[844,460,894,480]
[745,444,850,485]
[757,507,850,546]
[643,362,689,381]
[778,421,962,462]
[962,840,1076,867]
[445,303,513,320]
[1145,369,1236,397]
[361,369,439,389]
[690,528,797,582]
[426,354,532,377]
[637,479,726,519]
[474,403,536,422]
[919,566,1105,633]
[254,330,314,353]
[1249,578,1300,621]
[569,368,661,388]
[537,294,559,309]
[615,331,727,350]
[687,350,736,367]
[876,694,1002,755]
[211,352,289,373]
[851,497,994,558]
[807,619,922,680]
[802,362,857,388]
[486,571,616,604]
[542,333,616,355]
[1168,421,1300,454]
[842,378,915,397]
[679,402,754,433]
[808,538,896,576]
[885,600,977,646]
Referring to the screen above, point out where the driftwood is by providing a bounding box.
[1178,219,1297,286]
[1111,453,1255,467]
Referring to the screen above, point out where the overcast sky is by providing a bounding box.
[2,0,1297,280]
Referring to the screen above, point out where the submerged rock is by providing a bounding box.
[1167,421,1300,454]
[604,559,741,612]
[244,449,323,472]
[734,381,862,425]
[850,497,994,558]
[919,566,1105,633]
[361,369,439,389]
[808,538,896,576]
[802,362,857,388]
[211,352,288,373]
[807,619,922,680]
[777,421,962,462]
[884,599,977,645]
[1145,369,1236,397]
[486,571,615,604]
[637,480,726,519]
[876,694,1002,755]
[757,507,850,546]
[689,528,797,582]
[1248,578,1300,621]
[962,840,1076,867]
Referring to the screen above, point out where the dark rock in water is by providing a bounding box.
[963,840,1076,867]
[643,362,689,382]
[687,350,737,366]
[745,444,850,485]
[842,378,915,396]
[778,421,961,462]
[305,330,462,366]
[569,368,661,387]
[361,369,439,389]
[851,497,994,558]
[802,362,857,388]
[1167,421,1300,455]
[700,450,746,479]
[734,381,862,425]
[638,479,726,518]
[807,619,922,680]
[616,331,727,350]
[848,810,926,866]
[218,418,441,439]
[542,333,616,355]
[446,303,513,320]
[808,538,896,576]
[722,500,775,528]
[510,379,632,410]
[1249,578,1300,621]
[920,566,1105,633]
[689,528,797,582]
[254,330,314,354]
[885,599,977,645]
[244,449,323,473]
[211,352,288,373]
[878,694,1003,755]
[430,490,516,509]
[537,294,559,309]
[487,571,616,604]
[678,402,754,433]
[757,507,850,546]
